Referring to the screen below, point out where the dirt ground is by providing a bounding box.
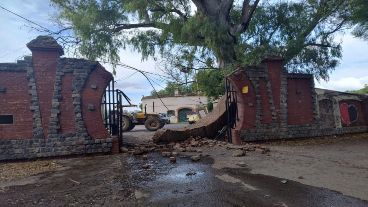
[0,126,368,206]
[206,134,368,201]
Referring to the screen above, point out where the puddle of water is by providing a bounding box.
[158,164,206,184]
[129,153,217,202]
[215,173,257,191]
[134,190,150,199]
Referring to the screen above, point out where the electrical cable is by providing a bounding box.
[0,5,171,111]
[118,71,139,81]
[0,4,55,33]
[113,63,170,111]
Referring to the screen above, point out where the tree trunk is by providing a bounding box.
[217,38,237,69]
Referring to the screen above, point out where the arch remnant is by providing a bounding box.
[0,36,115,160]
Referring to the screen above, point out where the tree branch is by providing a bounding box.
[113,22,157,32]
[321,19,348,37]
[304,42,339,48]
[231,0,260,35]
[150,7,188,20]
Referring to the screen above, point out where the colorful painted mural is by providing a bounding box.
[340,103,358,126]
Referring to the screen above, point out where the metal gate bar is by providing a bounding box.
[225,78,239,143]
[102,80,131,146]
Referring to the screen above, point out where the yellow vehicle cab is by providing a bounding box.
[187,113,200,124]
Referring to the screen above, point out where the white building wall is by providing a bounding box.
[141,96,208,123]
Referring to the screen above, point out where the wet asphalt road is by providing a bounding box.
[129,153,368,207]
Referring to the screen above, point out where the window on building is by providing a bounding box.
[0,115,14,124]
[167,110,175,117]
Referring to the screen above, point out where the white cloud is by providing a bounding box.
[316,76,368,91]
[317,33,368,91]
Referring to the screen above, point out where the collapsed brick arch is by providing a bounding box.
[81,65,113,139]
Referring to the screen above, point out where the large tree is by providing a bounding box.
[51,0,351,96]
[349,0,368,40]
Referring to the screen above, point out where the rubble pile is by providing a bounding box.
[123,136,271,163]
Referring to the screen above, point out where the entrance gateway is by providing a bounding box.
[101,80,132,147]
[178,108,193,122]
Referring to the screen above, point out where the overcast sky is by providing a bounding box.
[1,0,368,110]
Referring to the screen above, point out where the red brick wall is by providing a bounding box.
[0,71,33,139]
[259,78,272,124]
[230,72,256,129]
[266,60,282,120]
[60,73,75,134]
[32,51,58,137]
[82,65,112,139]
[287,78,314,125]
[362,100,368,125]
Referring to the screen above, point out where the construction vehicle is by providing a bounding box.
[187,112,201,124]
[107,91,166,132]
[121,104,165,132]
[122,111,165,132]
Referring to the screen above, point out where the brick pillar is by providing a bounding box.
[27,36,64,138]
[262,57,284,124]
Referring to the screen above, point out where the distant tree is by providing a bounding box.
[347,84,368,94]
[196,69,227,99]
[207,101,214,112]
[150,82,194,97]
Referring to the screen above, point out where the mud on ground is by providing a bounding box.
[0,132,367,206]
[0,155,136,206]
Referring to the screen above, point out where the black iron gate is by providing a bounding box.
[225,78,239,143]
[102,80,132,146]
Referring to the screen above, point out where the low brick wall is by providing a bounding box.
[239,125,368,141]
[0,137,113,161]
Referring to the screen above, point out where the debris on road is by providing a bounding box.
[0,160,61,182]
[120,147,129,153]
[125,135,270,165]
[161,151,171,157]
[169,157,176,163]
[186,171,197,176]
[232,150,246,157]
[191,155,201,162]
[142,164,150,169]
[68,178,81,185]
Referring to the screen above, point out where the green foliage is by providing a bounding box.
[207,101,214,112]
[151,82,194,97]
[51,0,356,96]
[349,0,368,40]
[347,84,368,94]
[196,69,228,99]
[241,1,346,80]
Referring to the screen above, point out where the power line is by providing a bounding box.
[118,71,139,81]
[147,74,166,88]
[111,62,170,110]
[0,4,54,33]
[101,61,172,80]
[0,4,171,110]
